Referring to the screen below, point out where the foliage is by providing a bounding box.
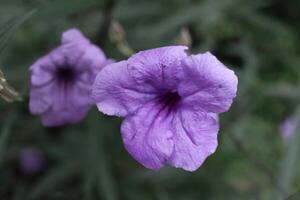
[0,0,300,199]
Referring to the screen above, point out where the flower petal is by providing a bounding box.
[121,101,174,170]
[71,81,93,107]
[179,52,238,113]
[128,46,188,92]
[29,83,53,115]
[58,29,92,69]
[167,109,219,171]
[41,106,88,127]
[76,45,107,83]
[61,28,89,44]
[30,57,55,87]
[92,61,157,117]
[40,84,90,127]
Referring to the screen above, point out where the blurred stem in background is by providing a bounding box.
[87,112,119,200]
[0,112,15,162]
[0,69,21,102]
[109,22,192,56]
[109,21,134,57]
[175,27,192,47]
[275,109,300,199]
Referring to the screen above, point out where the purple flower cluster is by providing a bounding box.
[29,30,238,171]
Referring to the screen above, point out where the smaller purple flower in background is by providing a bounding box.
[29,28,112,127]
[279,117,296,140]
[19,147,45,175]
[92,46,238,171]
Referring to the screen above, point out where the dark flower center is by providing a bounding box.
[56,67,76,85]
[159,91,181,112]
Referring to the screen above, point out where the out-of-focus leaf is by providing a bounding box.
[0,9,36,57]
[263,83,300,100]
[114,2,162,21]
[36,0,100,20]
[87,112,118,200]
[288,189,300,200]
[0,113,15,162]
[29,164,76,199]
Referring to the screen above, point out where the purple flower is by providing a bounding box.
[279,117,296,140]
[92,46,238,171]
[29,28,111,127]
[19,147,45,175]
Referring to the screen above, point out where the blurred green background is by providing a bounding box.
[1,0,300,199]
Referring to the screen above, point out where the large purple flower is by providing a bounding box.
[92,46,238,171]
[30,29,111,127]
